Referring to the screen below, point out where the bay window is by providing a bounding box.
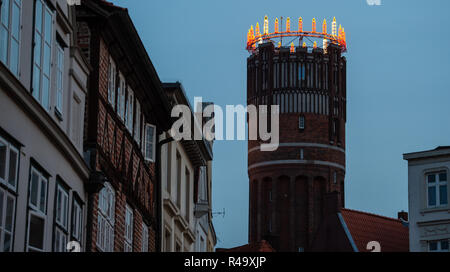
[27,166,48,252]
[97,182,115,252]
[54,182,69,252]
[144,124,156,162]
[427,172,448,208]
[32,0,53,111]
[0,0,21,76]
[124,205,133,252]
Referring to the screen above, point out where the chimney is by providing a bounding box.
[398,211,408,222]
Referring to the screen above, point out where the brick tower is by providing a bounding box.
[246,17,347,252]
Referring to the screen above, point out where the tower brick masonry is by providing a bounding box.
[247,42,347,252]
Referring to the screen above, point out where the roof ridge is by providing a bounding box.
[341,208,402,223]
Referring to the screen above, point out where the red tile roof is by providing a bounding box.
[216,240,275,252]
[340,208,409,252]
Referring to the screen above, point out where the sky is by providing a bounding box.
[111,0,450,249]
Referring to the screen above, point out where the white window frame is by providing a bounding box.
[134,100,141,144]
[144,124,156,162]
[117,72,126,121]
[26,210,46,252]
[124,204,133,252]
[125,87,134,133]
[32,0,53,111]
[55,183,69,230]
[96,182,115,252]
[141,222,149,252]
[71,199,83,244]
[107,57,116,109]
[427,172,448,208]
[0,136,19,191]
[29,167,48,215]
[54,225,67,252]
[54,183,69,252]
[0,187,16,252]
[429,240,450,252]
[55,43,64,115]
[0,0,21,76]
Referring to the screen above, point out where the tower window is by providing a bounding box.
[300,149,304,160]
[299,116,305,130]
[334,171,337,184]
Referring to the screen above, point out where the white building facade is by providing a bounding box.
[0,0,90,252]
[404,147,450,252]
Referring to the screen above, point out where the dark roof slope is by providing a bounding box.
[216,240,275,252]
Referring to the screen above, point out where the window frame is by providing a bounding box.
[144,124,156,162]
[96,182,115,252]
[426,172,448,208]
[32,0,54,111]
[53,181,69,252]
[0,135,19,191]
[0,187,16,252]
[429,239,450,252]
[141,222,149,252]
[107,56,117,110]
[0,0,22,76]
[71,196,83,244]
[26,209,46,252]
[55,42,64,116]
[117,72,126,122]
[299,116,305,130]
[124,204,133,252]
[125,87,134,133]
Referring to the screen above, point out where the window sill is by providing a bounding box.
[420,206,450,215]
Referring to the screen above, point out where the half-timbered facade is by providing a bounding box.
[75,0,172,252]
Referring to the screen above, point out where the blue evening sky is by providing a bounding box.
[111,0,450,248]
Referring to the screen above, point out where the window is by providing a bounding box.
[164,228,171,252]
[27,166,48,252]
[0,136,19,190]
[97,183,115,252]
[55,43,64,115]
[71,95,82,148]
[429,240,449,252]
[54,183,69,252]
[185,168,190,221]
[117,73,126,121]
[107,57,116,109]
[300,149,304,160]
[176,152,181,207]
[125,88,134,133]
[32,0,53,110]
[71,198,83,245]
[334,171,337,184]
[0,187,15,252]
[144,124,156,162]
[299,116,305,130]
[427,172,448,207]
[0,0,21,76]
[124,205,133,252]
[134,100,141,144]
[141,222,149,252]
